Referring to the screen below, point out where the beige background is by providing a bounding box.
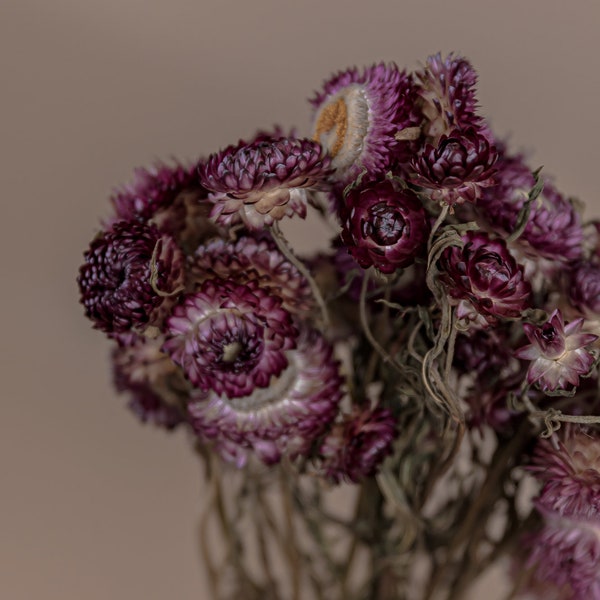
[2,1,599,598]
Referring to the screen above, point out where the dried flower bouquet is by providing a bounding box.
[78,53,600,599]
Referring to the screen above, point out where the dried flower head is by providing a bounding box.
[190,235,314,314]
[416,52,492,143]
[188,329,344,466]
[531,426,600,520]
[200,137,331,229]
[310,63,421,184]
[78,221,185,333]
[516,310,597,391]
[341,180,430,274]
[163,279,296,398]
[317,406,397,484]
[438,231,532,322]
[411,128,498,206]
[569,261,600,318]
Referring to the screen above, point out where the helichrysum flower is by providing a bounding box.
[569,261,600,318]
[310,63,421,184]
[411,128,498,206]
[523,513,600,599]
[515,309,597,391]
[340,180,430,274]
[416,53,492,143]
[163,279,297,398]
[438,231,532,322]
[478,149,583,266]
[78,221,185,333]
[190,235,314,314]
[188,329,344,467]
[200,137,331,230]
[530,427,600,520]
[317,406,397,484]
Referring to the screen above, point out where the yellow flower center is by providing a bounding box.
[314,97,348,158]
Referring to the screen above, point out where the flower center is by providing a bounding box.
[366,203,407,246]
[313,85,369,172]
[314,97,348,159]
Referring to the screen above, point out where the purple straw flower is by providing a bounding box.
[190,235,314,315]
[416,53,493,144]
[341,180,430,274]
[310,63,421,184]
[516,310,597,392]
[569,261,600,318]
[200,137,331,230]
[411,128,498,206]
[317,406,397,484]
[438,231,532,322]
[531,427,600,521]
[163,279,297,398]
[78,221,185,333]
[188,329,344,467]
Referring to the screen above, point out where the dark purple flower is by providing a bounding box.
[416,53,493,144]
[111,334,189,429]
[78,221,185,333]
[411,128,498,205]
[569,261,600,318]
[163,279,297,398]
[341,180,430,274]
[188,329,344,467]
[478,149,583,266]
[438,231,532,321]
[530,427,600,521]
[515,310,597,392]
[190,235,314,315]
[317,406,397,484]
[200,137,331,229]
[310,63,422,184]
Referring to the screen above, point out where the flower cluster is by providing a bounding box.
[78,53,600,599]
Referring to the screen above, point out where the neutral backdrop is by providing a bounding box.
[2,1,599,599]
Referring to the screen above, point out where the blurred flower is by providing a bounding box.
[516,310,597,391]
[524,512,600,599]
[411,128,498,205]
[317,406,397,484]
[569,261,600,318]
[310,63,421,183]
[200,137,331,229]
[190,235,314,314]
[531,426,600,520]
[478,149,583,266]
[341,180,430,274]
[78,221,185,333]
[416,53,492,143]
[163,279,296,398]
[438,231,531,321]
[188,329,344,466]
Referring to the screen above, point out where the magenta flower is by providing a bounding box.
[340,180,430,274]
[77,221,185,333]
[163,279,297,398]
[111,334,188,429]
[515,310,597,391]
[478,149,583,266]
[188,329,344,467]
[531,427,600,520]
[569,261,600,318]
[416,53,492,143]
[523,513,600,599]
[310,63,421,184]
[317,406,397,484]
[200,137,331,230]
[438,231,532,322]
[411,128,498,206]
[190,235,314,314]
